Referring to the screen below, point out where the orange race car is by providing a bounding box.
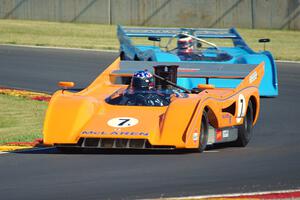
[43,58,264,152]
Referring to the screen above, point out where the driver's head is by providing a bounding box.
[177,36,193,50]
[130,70,154,90]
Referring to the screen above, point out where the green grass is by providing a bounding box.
[238,29,300,61]
[0,94,47,145]
[0,19,118,50]
[0,19,300,60]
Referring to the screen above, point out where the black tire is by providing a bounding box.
[235,101,254,147]
[120,52,126,60]
[134,55,140,61]
[198,111,209,153]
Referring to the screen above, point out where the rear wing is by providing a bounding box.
[117,25,251,54]
[111,61,264,87]
[117,25,241,39]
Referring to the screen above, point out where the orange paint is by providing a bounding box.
[43,58,264,149]
[58,81,75,88]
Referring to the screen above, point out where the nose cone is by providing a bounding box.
[80,105,166,140]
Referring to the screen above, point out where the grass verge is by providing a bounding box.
[0,94,47,145]
[0,19,300,60]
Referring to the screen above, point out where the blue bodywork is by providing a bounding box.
[117,25,278,97]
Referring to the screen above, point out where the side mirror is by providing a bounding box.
[148,36,161,42]
[197,84,215,90]
[58,81,75,89]
[258,38,270,51]
[258,38,270,43]
[196,42,202,48]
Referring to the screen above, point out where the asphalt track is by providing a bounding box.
[0,45,300,200]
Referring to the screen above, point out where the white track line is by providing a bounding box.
[276,60,300,64]
[204,150,219,153]
[161,188,300,199]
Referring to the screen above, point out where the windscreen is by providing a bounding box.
[106,88,187,107]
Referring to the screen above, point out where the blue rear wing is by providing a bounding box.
[118,25,241,39]
[117,25,253,55]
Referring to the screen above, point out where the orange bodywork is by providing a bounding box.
[43,58,264,149]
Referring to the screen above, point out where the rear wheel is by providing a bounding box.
[198,111,208,153]
[235,101,254,147]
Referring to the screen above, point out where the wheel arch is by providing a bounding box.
[204,105,219,128]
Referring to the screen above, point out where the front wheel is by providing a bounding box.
[234,101,254,147]
[198,111,208,153]
[120,52,126,60]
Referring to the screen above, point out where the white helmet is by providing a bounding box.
[177,36,193,50]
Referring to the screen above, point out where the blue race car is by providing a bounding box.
[117,25,278,97]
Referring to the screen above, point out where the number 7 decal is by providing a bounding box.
[118,119,130,126]
[236,94,246,123]
[239,99,244,118]
[107,117,139,128]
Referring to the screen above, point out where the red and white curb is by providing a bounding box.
[0,139,45,153]
[0,146,55,154]
[160,188,300,199]
[0,145,34,153]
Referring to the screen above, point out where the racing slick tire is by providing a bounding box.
[198,111,209,153]
[120,52,126,60]
[235,101,254,147]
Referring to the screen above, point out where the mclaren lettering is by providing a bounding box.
[81,131,149,136]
